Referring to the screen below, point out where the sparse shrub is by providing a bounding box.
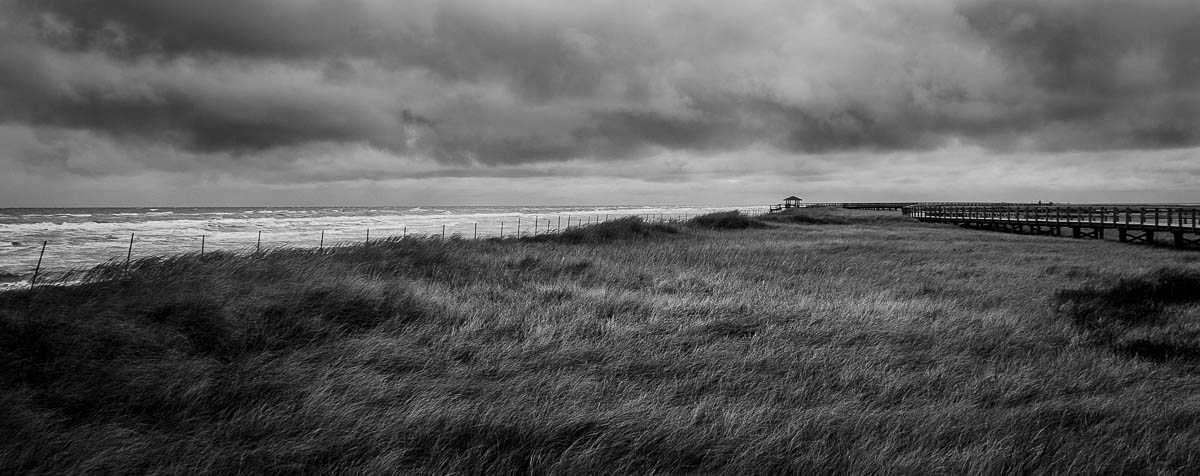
[687,211,767,230]
[299,289,399,330]
[236,287,425,352]
[145,300,229,354]
[683,318,762,340]
[1055,268,1200,361]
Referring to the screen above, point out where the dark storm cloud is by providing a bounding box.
[15,0,627,100]
[959,0,1200,150]
[0,40,438,154]
[0,0,640,160]
[1,0,1198,183]
[13,0,381,59]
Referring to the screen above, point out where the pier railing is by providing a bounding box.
[799,202,1007,210]
[903,205,1200,230]
[901,204,1200,248]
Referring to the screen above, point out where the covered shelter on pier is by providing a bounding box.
[770,196,803,212]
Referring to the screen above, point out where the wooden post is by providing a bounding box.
[517,217,521,237]
[31,241,46,287]
[125,233,134,278]
[201,235,205,256]
[442,225,446,239]
[500,222,504,237]
[474,223,478,239]
[557,216,562,231]
[257,230,262,252]
[403,226,407,238]
[319,230,324,250]
[365,229,370,244]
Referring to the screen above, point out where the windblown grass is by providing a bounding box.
[686,211,767,230]
[525,216,680,244]
[3,209,1200,473]
[756,206,912,225]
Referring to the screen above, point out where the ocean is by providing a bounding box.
[0,205,765,287]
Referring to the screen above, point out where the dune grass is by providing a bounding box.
[3,209,1200,473]
[685,210,767,230]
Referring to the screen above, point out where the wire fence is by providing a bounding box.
[1,208,772,288]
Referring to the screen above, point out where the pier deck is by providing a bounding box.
[902,205,1200,249]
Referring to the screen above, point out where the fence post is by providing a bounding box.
[319,230,324,250]
[257,230,262,252]
[517,217,522,237]
[500,222,504,237]
[442,225,446,240]
[403,226,407,238]
[557,216,562,232]
[201,235,205,256]
[31,241,46,287]
[474,223,478,239]
[366,229,370,244]
[124,233,134,279]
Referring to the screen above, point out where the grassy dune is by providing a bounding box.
[3,209,1200,473]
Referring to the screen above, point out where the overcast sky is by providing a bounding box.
[1,0,1198,206]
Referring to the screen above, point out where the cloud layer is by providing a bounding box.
[0,0,1198,204]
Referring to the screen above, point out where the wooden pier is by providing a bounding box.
[902,204,1200,249]
[800,202,1015,211]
